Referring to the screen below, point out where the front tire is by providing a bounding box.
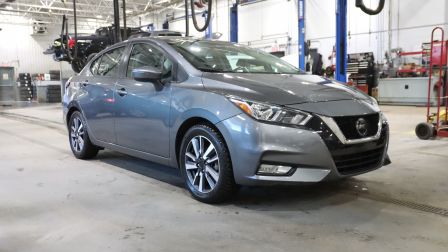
[69,111,100,159]
[179,124,237,203]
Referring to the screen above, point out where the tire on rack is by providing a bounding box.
[179,124,237,203]
[415,122,435,140]
[68,111,100,159]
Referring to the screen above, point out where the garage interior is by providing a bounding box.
[0,0,447,251]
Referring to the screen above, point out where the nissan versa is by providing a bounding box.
[63,37,391,203]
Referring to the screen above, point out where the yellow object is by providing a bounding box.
[428,109,447,125]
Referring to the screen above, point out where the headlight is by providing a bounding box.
[367,96,381,111]
[228,97,312,126]
[380,112,388,124]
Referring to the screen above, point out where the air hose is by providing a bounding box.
[355,0,385,15]
[191,0,212,32]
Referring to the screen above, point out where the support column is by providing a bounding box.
[298,0,305,70]
[230,3,238,43]
[73,0,78,58]
[122,0,127,40]
[336,0,347,82]
[185,0,189,36]
[113,0,121,43]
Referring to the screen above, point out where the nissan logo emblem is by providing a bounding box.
[356,118,368,137]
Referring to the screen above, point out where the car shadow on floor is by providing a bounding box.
[230,181,365,212]
[96,150,184,188]
[95,150,369,211]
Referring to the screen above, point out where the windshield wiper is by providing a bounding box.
[197,68,231,73]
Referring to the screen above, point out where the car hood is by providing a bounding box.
[201,73,371,105]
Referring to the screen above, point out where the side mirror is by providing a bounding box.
[132,66,162,82]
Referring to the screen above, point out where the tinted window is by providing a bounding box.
[90,56,101,75]
[97,47,125,77]
[127,43,172,79]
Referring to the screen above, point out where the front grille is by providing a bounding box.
[306,115,389,176]
[333,113,379,140]
[332,146,385,175]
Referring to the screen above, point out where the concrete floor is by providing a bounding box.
[0,104,447,252]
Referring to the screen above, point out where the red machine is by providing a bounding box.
[415,27,448,139]
[396,51,428,77]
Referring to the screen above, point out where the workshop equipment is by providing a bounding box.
[17,73,33,102]
[347,52,377,95]
[415,27,448,139]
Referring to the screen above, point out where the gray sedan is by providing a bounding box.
[63,37,390,203]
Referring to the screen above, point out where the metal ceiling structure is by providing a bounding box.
[0,0,185,30]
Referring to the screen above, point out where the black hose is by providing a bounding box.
[355,0,385,15]
[191,0,212,32]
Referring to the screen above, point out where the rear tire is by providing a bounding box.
[415,122,435,140]
[69,111,100,159]
[179,124,237,203]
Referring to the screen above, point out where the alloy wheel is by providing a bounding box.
[70,117,85,152]
[185,135,220,193]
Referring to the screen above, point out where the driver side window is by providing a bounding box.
[127,43,172,79]
[97,47,125,77]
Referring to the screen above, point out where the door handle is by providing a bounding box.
[117,87,128,97]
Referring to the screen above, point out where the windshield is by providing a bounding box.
[168,39,303,74]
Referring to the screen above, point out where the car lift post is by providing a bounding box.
[185,0,189,36]
[298,0,305,71]
[122,0,127,40]
[72,0,78,58]
[113,0,121,43]
[205,11,212,39]
[335,0,347,82]
[230,3,238,43]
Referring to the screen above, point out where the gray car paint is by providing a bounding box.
[63,37,389,185]
[201,72,372,105]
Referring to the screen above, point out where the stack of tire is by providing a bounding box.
[17,73,33,101]
[46,85,62,103]
[49,70,61,81]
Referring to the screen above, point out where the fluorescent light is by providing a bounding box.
[96,15,103,18]
[125,10,133,14]
[5,6,13,10]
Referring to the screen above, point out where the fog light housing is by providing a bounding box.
[257,164,293,176]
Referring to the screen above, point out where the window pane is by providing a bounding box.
[168,40,302,74]
[127,43,172,79]
[90,56,101,75]
[97,47,125,77]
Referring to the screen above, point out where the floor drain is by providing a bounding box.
[353,191,448,218]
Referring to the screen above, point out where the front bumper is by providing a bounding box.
[216,113,389,186]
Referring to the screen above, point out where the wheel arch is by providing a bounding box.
[174,116,228,168]
[66,105,80,127]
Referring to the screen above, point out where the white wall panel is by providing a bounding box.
[238,0,298,54]
[0,21,73,77]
